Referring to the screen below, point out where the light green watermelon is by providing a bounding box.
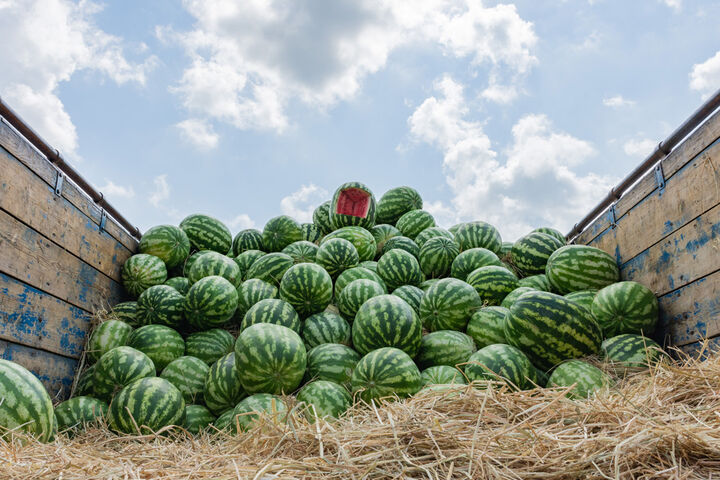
[351,347,422,403]
[139,225,191,269]
[180,214,232,254]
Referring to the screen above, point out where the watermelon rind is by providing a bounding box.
[109,301,138,327]
[415,330,477,370]
[203,353,247,415]
[240,298,301,334]
[183,404,215,434]
[329,181,377,230]
[187,251,241,286]
[234,278,278,321]
[466,265,519,306]
[511,232,564,277]
[323,226,377,262]
[301,223,322,244]
[179,214,232,254]
[305,343,361,386]
[464,343,534,389]
[396,210,435,240]
[301,312,352,349]
[591,281,659,337]
[184,276,239,330]
[545,245,620,294]
[391,285,424,315]
[312,201,333,236]
[108,377,186,434]
[127,324,185,372]
[466,306,509,349]
[375,186,423,225]
[382,236,420,258]
[337,279,385,320]
[547,359,612,399]
[86,320,133,363]
[234,250,266,280]
[377,249,422,291]
[282,240,319,264]
[500,287,537,310]
[564,290,597,311]
[351,347,422,403]
[262,216,303,252]
[419,236,460,278]
[601,334,663,368]
[315,237,359,278]
[164,277,190,295]
[139,225,191,269]
[122,254,167,298]
[370,224,401,257]
[419,278,481,332]
[279,263,333,318]
[160,356,210,404]
[518,274,553,292]
[232,229,264,256]
[420,365,467,385]
[351,295,422,357]
[297,380,352,421]
[0,359,55,442]
[231,393,288,432]
[185,329,235,366]
[334,267,387,298]
[136,285,185,328]
[453,221,502,254]
[245,252,295,287]
[450,248,503,281]
[532,227,566,244]
[93,346,156,402]
[415,227,454,249]
[54,396,108,432]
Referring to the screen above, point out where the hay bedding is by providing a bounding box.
[2,351,720,480]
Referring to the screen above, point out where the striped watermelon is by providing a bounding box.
[351,347,422,403]
[416,330,477,370]
[109,301,138,326]
[382,236,420,258]
[323,226,377,262]
[234,278,278,320]
[532,227,566,244]
[547,360,612,398]
[183,250,213,277]
[187,251,241,286]
[312,201,333,235]
[108,377,185,434]
[160,356,210,404]
[185,329,234,365]
[505,291,602,371]
[390,285,423,315]
[415,227,454,249]
[591,281,658,337]
[231,394,288,432]
[184,276,239,330]
[301,223,322,244]
[419,279,439,291]
[301,312,351,349]
[448,223,464,235]
[527,366,549,388]
[93,346,156,401]
[466,306,509,349]
[466,266,519,305]
[518,274,553,292]
[86,320,133,362]
[419,278,481,332]
[305,343,360,385]
[54,396,108,432]
[203,352,247,415]
[330,182,376,230]
[601,334,663,368]
[122,254,167,298]
[465,343,534,389]
[234,250,266,280]
[297,380,352,421]
[500,287,536,309]
[136,285,185,327]
[453,221,502,254]
[262,215,303,252]
[359,260,378,272]
[212,409,237,432]
[337,279,385,320]
[74,364,96,396]
[370,224,401,257]
[234,323,307,394]
[499,241,513,258]
[511,232,564,276]
[334,267,386,298]
[183,405,215,434]
[279,263,333,317]
[282,240,319,263]
[377,249,422,290]
[128,324,185,372]
[180,214,232,254]
[450,248,503,281]
[165,277,190,295]
[396,210,435,240]
[0,359,55,442]
[375,186,423,225]
[139,225,191,269]
[545,245,620,294]
[564,290,597,311]
[232,229,264,256]
[352,294,422,356]
[315,237,359,278]
[419,236,460,278]
[241,298,301,334]
[420,366,467,385]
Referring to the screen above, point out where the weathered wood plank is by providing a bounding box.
[0,273,91,358]
[0,147,131,281]
[0,119,138,252]
[677,335,720,358]
[0,339,77,401]
[0,209,125,312]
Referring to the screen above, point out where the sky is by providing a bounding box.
[1,0,719,242]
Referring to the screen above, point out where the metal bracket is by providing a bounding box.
[609,203,618,228]
[54,172,64,196]
[654,164,666,191]
[99,210,107,233]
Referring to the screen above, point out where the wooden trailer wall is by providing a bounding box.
[0,116,137,399]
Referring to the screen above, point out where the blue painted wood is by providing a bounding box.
[0,339,77,401]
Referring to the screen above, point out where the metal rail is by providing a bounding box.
[567,87,720,243]
[0,96,142,240]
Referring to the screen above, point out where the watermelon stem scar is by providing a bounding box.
[336,188,371,218]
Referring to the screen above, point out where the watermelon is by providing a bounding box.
[86,320,133,363]
[128,324,185,372]
[108,377,185,434]
[527,366,549,388]
[231,394,288,432]
[184,276,239,330]
[139,225,191,269]
[419,279,439,291]
[415,227,454,249]
[180,214,232,254]
[359,260,378,272]
[370,224,401,257]
[109,301,138,326]
[74,364,96,396]
[330,181,376,230]
[122,254,167,298]
[234,250,266,280]
[419,236,460,278]
[54,396,108,432]
[282,240,319,263]
[279,263,333,317]
[305,343,360,385]
[301,312,351,349]
[396,210,435,240]
[203,352,247,415]
[450,248,503,281]
[337,279,385,320]
[93,346,155,401]
[416,330,477,370]
[591,281,658,337]
[297,380,352,421]
[465,343,534,389]
[518,274,553,292]
[466,306,509,349]
[160,356,210,404]
[545,245,620,294]
[212,409,237,432]
[448,223,464,235]
[185,329,234,366]
[234,323,307,394]
[377,249,422,290]
[601,334,663,368]
[187,251,241,286]
[505,291,602,371]
[391,285,424,315]
[499,241,513,257]
[0,359,55,442]
[418,278,481,332]
[262,215,303,252]
[323,226,377,262]
[564,290,597,311]
[241,298,301,334]
[547,360,612,398]
[234,278,278,320]
[315,237,359,278]
[453,221,502,254]
[532,227,566,244]
[136,285,185,328]
[420,365,467,385]
[466,266,518,305]
[183,405,215,434]
[382,236,420,258]
[375,186,423,225]
[334,267,386,298]
[351,347,422,403]
[232,229,264,256]
[183,250,213,277]
[351,294,422,357]
[301,223,322,244]
[500,287,536,309]
[165,277,190,295]
[511,232,564,276]
[312,201,333,235]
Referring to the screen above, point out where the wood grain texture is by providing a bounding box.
[0,339,77,401]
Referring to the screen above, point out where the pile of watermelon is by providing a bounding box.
[0,182,664,441]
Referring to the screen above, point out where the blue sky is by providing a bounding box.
[2,0,719,241]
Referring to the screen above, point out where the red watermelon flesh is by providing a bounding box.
[336,188,371,218]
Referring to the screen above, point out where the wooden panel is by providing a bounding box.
[0,339,77,401]
[0,209,124,312]
[677,335,720,358]
[0,147,131,281]
[0,273,91,358]
[0,118,138,252]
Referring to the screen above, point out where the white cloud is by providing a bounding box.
[0,0,156,157]
[660,0,681,12]
[176,118,220,149]
[280,184,329,223]
[165,0,537,135]
[603,95,636,108]
[690,51,720,99]
[623,138,656,158]
[226,214,256,230]
[100,180,135,199]
[408,76,614,241]
[149,174,170,208]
